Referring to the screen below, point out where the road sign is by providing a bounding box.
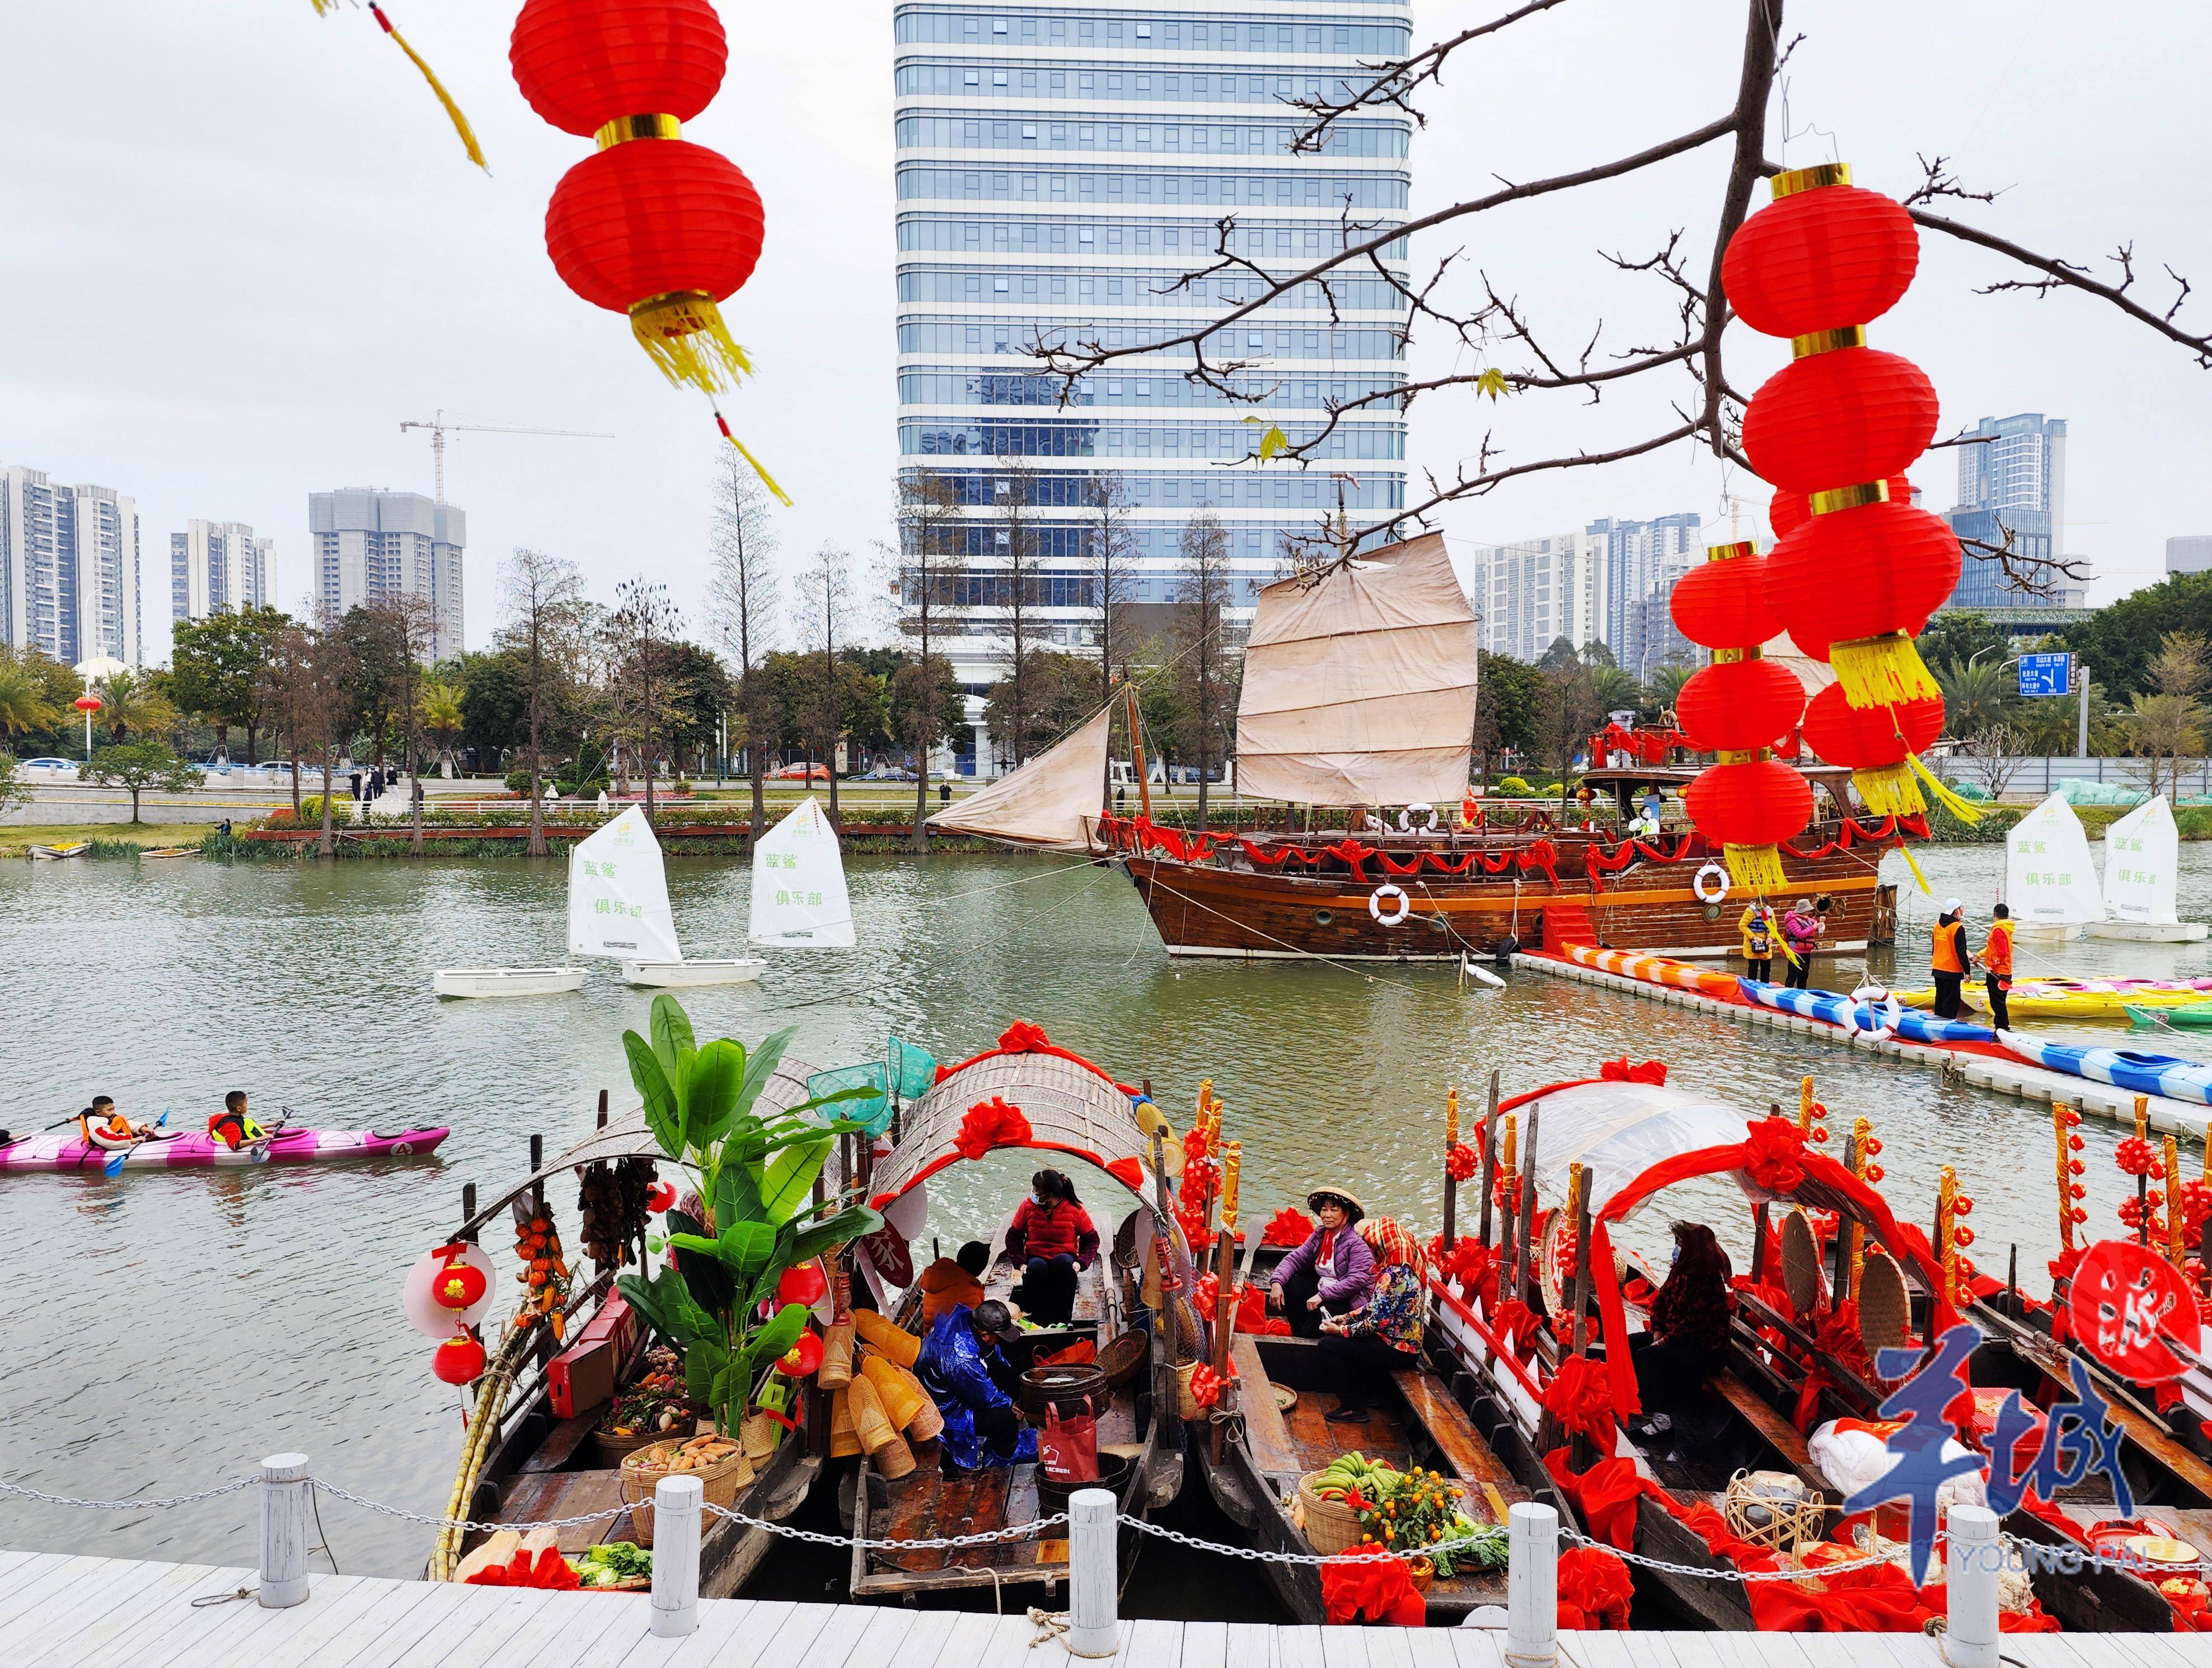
[2018,652,2074,698]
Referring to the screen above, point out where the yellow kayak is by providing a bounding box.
[1894,978,2212,1019]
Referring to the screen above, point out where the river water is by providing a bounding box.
[6,841,2211,1578]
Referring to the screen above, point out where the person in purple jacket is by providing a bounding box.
[1264,1186,1375,1341]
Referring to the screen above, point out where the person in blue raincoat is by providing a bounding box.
[916,1298,1039,1470]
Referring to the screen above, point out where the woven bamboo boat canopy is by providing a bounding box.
[453,1053,820,1238]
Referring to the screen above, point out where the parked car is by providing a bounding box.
[770,763,832,783]
[18,758,76,772]
[861,764,918,782]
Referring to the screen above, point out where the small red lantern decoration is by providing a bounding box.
[777,1329,825,1377]
[1769,474,1912,540]
[509,0,729,135]
[1721,181,1919,338]
[73,695,102,713]
[646,1180,677,1212]
[433,1255,488,1311]
[776,1262,828,1309]
[1667,550,1782,648]
[434,1330,486,1385]
[1799,685,1944,817]
[1741,347,1938,494]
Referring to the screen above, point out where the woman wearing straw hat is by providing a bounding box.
[1263,1187,1375,1341]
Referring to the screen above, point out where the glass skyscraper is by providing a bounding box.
[893,1,1413,772]
[1943,412,2069,612]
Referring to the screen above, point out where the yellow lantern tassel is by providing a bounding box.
[1896,838,1933,895]
[1722,843,1788,894]
[1850,762,1926,818]
[631,292,754,394]
[713,410,793,506]
[367,4,487,172]
[1830,633,1942,710]
[1905,753,1985,823]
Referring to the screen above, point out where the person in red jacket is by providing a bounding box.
[1005,1169,1098,1327]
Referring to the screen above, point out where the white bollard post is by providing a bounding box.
[650,1474,702,1638]
[1943,1505,2000,1668]
[1505,1502,1558,1667]
[259,1453,312,1609]
[1065,1487,1119,1657]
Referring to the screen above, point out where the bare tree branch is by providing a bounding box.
[1286,0,1574,149]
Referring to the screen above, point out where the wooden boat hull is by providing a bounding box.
[1120,841,1888,961]
[434,967,585,998]
[29,843,88,861]
[621,957,765,987]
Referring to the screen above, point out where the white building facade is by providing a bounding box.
[171,520,273,622]
[1469,531,1608,663]
[893,0,1413,772]
[308,489,465,660]
[0,465,141,668]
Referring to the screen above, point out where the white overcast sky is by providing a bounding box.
[3,2,2207,666]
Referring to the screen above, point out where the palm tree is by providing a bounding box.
[419,673,465,777]
[93,668,178,747]
[1645,662,1695,716]
[1934,654,2016,742]
[0,658,58,752]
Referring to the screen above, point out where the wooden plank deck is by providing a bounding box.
[3,1547,2209,1665]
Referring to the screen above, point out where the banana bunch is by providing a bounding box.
[1310,1451,1398,1505]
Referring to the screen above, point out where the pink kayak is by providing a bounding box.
[0,1125,448,1173]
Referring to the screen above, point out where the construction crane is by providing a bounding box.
[399,410,615,503]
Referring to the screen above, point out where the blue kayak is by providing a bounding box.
[1739,980,1997,1044]
[2000,1032,2212,1107]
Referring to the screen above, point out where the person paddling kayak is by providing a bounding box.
[77,1097,148,1150]
[208,1090,268,1151]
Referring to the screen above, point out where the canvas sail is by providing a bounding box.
[569,805,684,962]
[1233,532,1478,806]
[2007,791,2106,926]
[2103,796,2182,925]
[925,700,1112,851]
[749,796,855,948]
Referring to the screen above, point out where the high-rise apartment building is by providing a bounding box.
[171,520,273,622]
[2167,535,2212,576]
[1469,532,1608,664]
[308,489,465,660]
[893,1,1413,771]
[0,465,141,668]
[1586,512,1702,679]
[1944,413,2067,611]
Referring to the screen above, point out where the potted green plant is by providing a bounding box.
[615,995,880,1439]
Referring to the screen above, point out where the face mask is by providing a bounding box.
[1671,1244,1682,1267]
[1032,1192,1047,1207]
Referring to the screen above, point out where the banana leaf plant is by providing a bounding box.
[614,996,880,1437]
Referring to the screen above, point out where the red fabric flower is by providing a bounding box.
[1556,1545,1634,1630]
[1541,1355,1619,1448]
[1543,1449,1650,1550]
[1319,1552,1426,1626]
[1598,1057,1669,1086]
[954,1096,1032,1161]
[1742,1116,1807,1193]
[1446,1142,1479,1182]
[1183,1127,1212,1163]
[1189,1363,1236,1408]
[997,1020,1052,1055]
[466,1547,580,1590]
[1262,1206,1315,1247]
[2118,1136,2161,1177]
[1105,1156,1146,1193]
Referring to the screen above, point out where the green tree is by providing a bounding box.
[0,652,59,751]
[1644,662,1695,720]
[1934,653,2017,741]
[1473,650,1543,777]
[1918,613,2014,682]
[893,468,967,850]
[656,640,737,778]
[168,606,289,762]
[2063,571,2212,703]
[498,549,592,856]
[454,649,527,769]
[83,741,201,823]
[419,670,465,775]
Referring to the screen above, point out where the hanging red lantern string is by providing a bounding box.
[1799,685,1943,817]
[1669,542,1811,893]
[510,0,788,502]
[1727,163,1958,713]
[310,1,486,171]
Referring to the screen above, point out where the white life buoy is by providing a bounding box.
[1368,884,1411,926]
[1848,983,1904,1044]
[1396,803,1440,834]
[1691,861,1730,905]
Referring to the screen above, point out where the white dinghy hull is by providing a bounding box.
[2087,920,2209,943]
[621,957,766,987]
[434,967,585,999]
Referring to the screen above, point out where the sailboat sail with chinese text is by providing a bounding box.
[574,805,766,986]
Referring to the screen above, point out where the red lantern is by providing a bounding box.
[646,1180,677,1213]
[1668,543,1780,648]
[1675,659,1806,754]
[510,0,729,137]
[433,1256,488,1311]
[776,1262,827,1309]
[434,1331,487,1385]
[1741,346,1938,493]
[1684,758,1813,893]
[1770,474,1911,540]
[777,1329,825,1377]
[73,695,102,713]
[1721,170,1919,338]
[1799,684,1944,816]
[1763,497,1960,705]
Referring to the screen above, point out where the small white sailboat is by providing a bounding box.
[2006,791,2105,941]
[433,967,586,999]
[748,797,855,949]
[2088,795,2208,943]
[570,805,764,987]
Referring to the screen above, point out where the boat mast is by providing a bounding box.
[1123,680,1154,821]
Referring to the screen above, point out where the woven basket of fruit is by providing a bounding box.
[619,1435,751,1546]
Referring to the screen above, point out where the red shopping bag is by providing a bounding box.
[1038,1399,1099,1482]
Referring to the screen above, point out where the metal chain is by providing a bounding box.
[1558,1525,1897,1582]
[308,1480,635,1536]
[700,1500,1067,1551]
[1127,1516,1510,1567]
[0,1476,257,1512]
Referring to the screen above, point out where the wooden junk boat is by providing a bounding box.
[927,532,1903,963]
[425,1060,828,1594]
[1424,1071,2188,1631]
[833,1034,1189,1603]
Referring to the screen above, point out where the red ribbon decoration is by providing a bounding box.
[954,1096,1032,1161]
[1556,1544,1635,1630]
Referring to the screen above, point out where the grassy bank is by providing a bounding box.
[1922,799,2212,844]
[205,830,1002,860]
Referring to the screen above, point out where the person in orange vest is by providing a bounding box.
[1977,903,2015,1030]
[1930,898,1971,1020]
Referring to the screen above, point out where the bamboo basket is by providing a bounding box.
[830,1388,860,1458]
[1174,1360,1203,1421]
[740,1410,781,1462]
[591,1414,696,1470]
[819,1320,855,1390]
[848,1375,900,1456]
[906,1394,944,1442]
[873,1431,917,1479]
[1295,1472,1366,1557]
[855,1308,920,1370]
[620,1439,752,1547]
[861,1353,926,1428]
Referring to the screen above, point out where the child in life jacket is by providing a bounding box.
[208,1090,268,1150]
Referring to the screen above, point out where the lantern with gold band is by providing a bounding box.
[1727,163,1956,711]
[1670,541,1811,894]
[510,0,788,501]
[1799,683,1943,817]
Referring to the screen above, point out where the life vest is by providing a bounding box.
[1932,921,1967,974]
[81,1115,138,1150]
[1746,922,1773,957]
[1983,920,2014,977]
[209,1111,265,1150]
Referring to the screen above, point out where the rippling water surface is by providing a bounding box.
[5,840,2210,1575]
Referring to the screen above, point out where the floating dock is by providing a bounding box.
[1515,950,2212,1139]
